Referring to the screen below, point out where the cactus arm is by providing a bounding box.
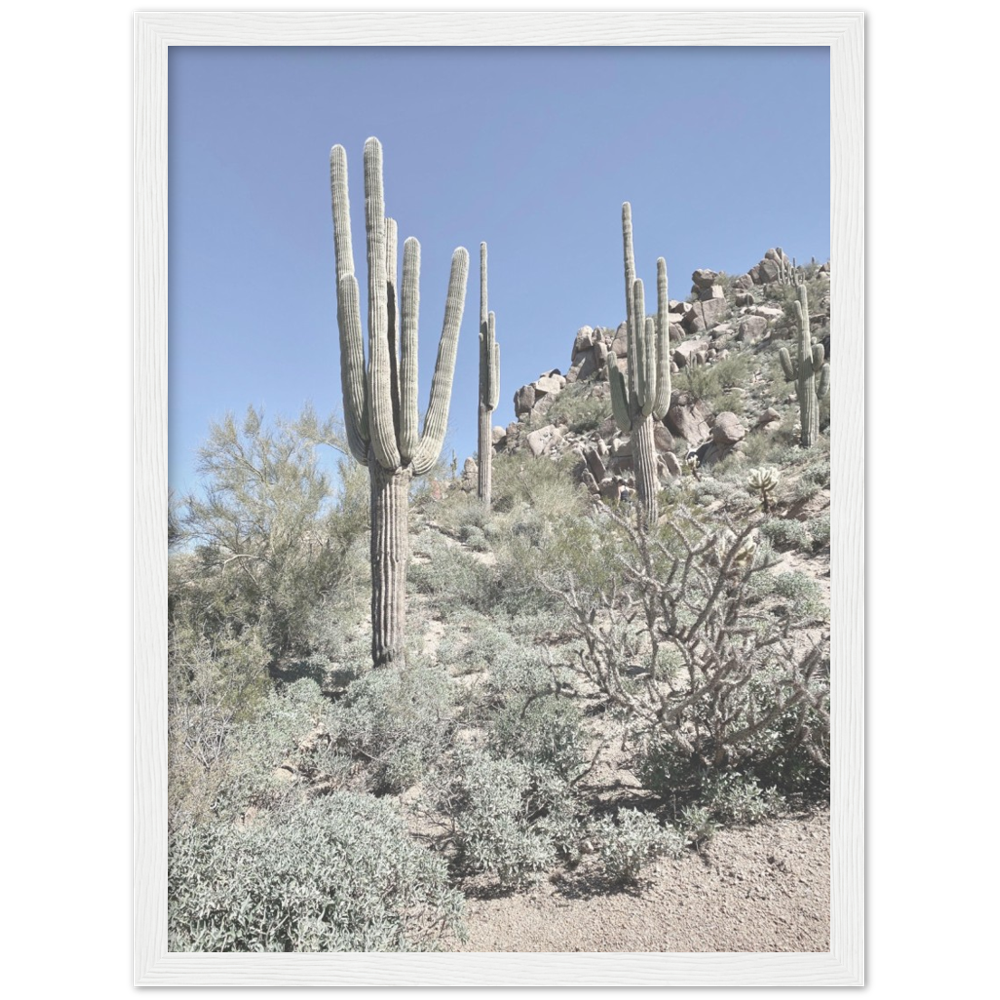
[816,361,830,400]
[779,346,797,382]
[629,279,646,409]
[411,246,469,476]
[487,313,500,410]
[641,317,657,417]
[653,257,671,419]
[336,274,370,465]
[363,137,401,469]
[608,357,633,433]
[479,242,488,334]
[622,202,635,333]
[812,341,826,371]
[385,216,402,438]
[329,145,356,285]
[398,237,420,462]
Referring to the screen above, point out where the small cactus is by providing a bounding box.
[747,466,780,513]
[778,283,829,448]
[607,203,671,526]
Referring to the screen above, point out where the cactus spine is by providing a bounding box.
[477,243,500,508]
[778,282,829,448]
[607,203,671,526]
[330,137,469,666]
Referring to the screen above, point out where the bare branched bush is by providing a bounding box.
[545,506,829,799]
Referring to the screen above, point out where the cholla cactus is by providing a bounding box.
[330,138,469,666]
[607,203,672,526]
[779,283,829,448]
[477,243,500,508]
[713,527,758,573]
[747,467,780,513]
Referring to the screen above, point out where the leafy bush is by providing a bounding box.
[594,809,685,883]
[759,516,813,551]
[325,665,455,794]
[807,512,830,549]
[526,381,612,434]
[431,748,581,886]
[168,794,465,952]
[488,694,587,781]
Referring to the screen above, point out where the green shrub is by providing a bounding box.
[807,512,830,549]
[168,794,464,951]
[772,570,828,621]
[325,666,455,794]
[525,381,611,434]
[759,516,812,551]
[488,694,587,781]
[594,808,685,883]
[431,748,581,886]
[700,774,785,824]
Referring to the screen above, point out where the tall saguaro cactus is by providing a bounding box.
[330,137,469,667]
[778,282,829,448]
[607,202,671,526]
[478,243,500,508]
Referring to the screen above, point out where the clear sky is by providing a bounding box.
[168,45,829,495]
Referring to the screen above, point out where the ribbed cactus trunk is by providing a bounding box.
[779,283,829,449]
[477,242,499,508]
[369,453,411,667]
[607,203,671,528]
[330,138,468,668]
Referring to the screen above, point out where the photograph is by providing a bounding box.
[136,12,863,986]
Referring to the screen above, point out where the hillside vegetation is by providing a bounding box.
[167,252,832,953]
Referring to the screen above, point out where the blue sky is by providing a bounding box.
[168,45,829,495]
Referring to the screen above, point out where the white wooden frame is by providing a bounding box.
[135,11,864,986]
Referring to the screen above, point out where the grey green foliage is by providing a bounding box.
[594,809,685,883]
[778,283,829,447]
[168,794,465,952]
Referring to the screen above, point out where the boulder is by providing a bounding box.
[661,451,682,477]
[526,424,563,458]
[534,374,563,396]
[733,273,754,291]
[757,258,781,283]
[737,315,769,343]
[653,422,675,453]
[584,448,607,483]
[748,265,762,284]
[755,407,781,429]
[672,338,710,368]
[751,305,784,321]
[609,322,629,358]
[711,412,747,446]
[735,291,755,307]
[684,296,728,334]
[665,392,713,445]
[691,268,718,290]
[573,326,595,354]
[513,384,535,418]
[668,322,686,342]
[700,284,725,300]
[492,425,507,445]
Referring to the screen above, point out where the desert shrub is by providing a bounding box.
[594,809,685,883]
[461,524,490,552]
[678,352,750,414]
[807,512,830,549]
[325,666,455,794]
[431,748,582,886]
[170,406,369,662]
[168,794,464,952]
[759,516,812,551]
[700,774,785,824]
[408,531,496,612]
[559,506,830,800]
[772,570,828,621]
[527,381,612,434]
[679,805,716,849]
[488,694,587,781]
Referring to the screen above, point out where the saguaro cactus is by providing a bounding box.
[478,243,500,508]
[330,137,469,666]
[778,282,829,448]
[607,202,671,526]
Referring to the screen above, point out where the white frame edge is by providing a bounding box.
[134,10,864,987]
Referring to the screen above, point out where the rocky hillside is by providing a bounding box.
[466,248,831,507]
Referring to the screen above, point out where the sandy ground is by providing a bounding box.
[453,809,829,953]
